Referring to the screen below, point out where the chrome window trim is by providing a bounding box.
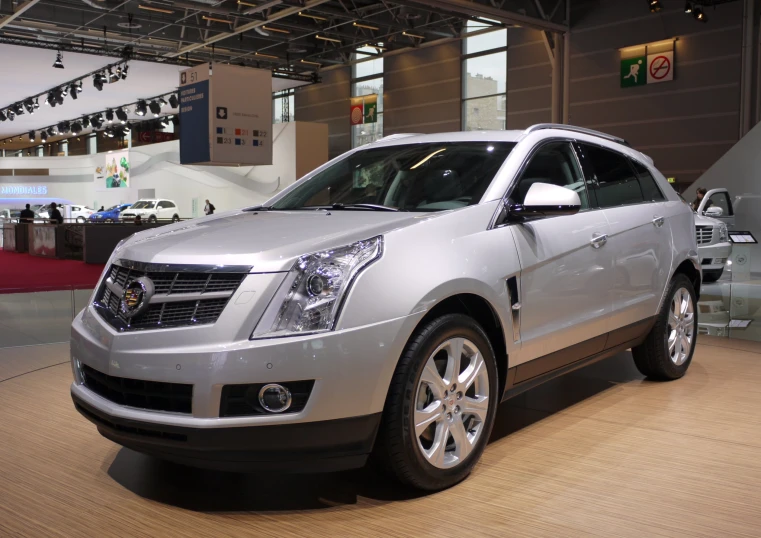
[114,259,253,274]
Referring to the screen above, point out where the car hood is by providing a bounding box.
[117,209,434,272]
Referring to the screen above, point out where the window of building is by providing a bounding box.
[273,89,294,124]
[352,46,384,148]
[462,20,507,132]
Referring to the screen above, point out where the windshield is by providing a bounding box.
[105,205,120,211]
[272,142,515,212]
[131,201,155,209]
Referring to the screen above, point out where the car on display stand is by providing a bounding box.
[89,204,132,223]
[70,124,700,492]
[119,199,180,223]
[694,213,731,283]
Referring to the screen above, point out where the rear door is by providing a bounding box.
[576,143,671,336]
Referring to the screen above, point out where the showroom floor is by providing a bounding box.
[1,338,760,537]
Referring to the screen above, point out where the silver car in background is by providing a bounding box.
[71,124,700,491]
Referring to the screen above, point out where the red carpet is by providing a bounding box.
[0,250,105,294]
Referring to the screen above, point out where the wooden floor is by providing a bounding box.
[1,337,761,537]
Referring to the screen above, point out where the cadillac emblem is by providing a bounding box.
[120,276,154,318]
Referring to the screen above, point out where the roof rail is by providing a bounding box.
[376,133,422,142]
[525,124,629,146]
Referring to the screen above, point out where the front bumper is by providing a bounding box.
[698,241,732,270]
[72,392,380,472]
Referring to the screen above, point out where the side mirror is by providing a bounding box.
[704,206,723,217]
[508,182,582,222]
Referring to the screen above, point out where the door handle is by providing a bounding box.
[590,233,608,248]
[652,216,665,228]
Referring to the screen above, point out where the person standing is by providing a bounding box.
[49,203,64,224]
[204,199,215,215]
[692,187,712,212]
[19,204,35,224]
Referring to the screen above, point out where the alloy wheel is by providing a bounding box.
[667,287,695,365]
[414,337,490,469]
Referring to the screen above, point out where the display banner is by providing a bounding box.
[30,225,56,258]
[179,63,273,166]
[95,150,131,191]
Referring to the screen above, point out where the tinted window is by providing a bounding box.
[631,160,664,202]
[511,141,589,209]
[272,142,515,212]
[582,144,643,208]
[164,201,176,208]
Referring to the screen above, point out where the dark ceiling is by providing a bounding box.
[0,0,568,75]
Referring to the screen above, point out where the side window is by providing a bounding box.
[156,202,165,209]
[706,192,733,216]
[581,144,644,208]
[164,201,176,209]
[630,159,665,202]
[511,141,589,209]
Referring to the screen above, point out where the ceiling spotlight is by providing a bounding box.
[693,6,706,21]
[82,116,90,128]
[108,67,119,83]
[684,2,692,13]
[649,0,663,13]
[69,83,79,100]
[29,130,35,142]
[33,97,39,110]
[105,127,115,138]
[159,97,168,107]
[71,122,83,135]
[115,108,128,123]
[53,50,64,69]
[121,64,129,80]
[13,103,25,115]
[105,109,114,123]
[47,127,56,137]
[160,116,169,126]
[40,131,48,143]
[135,100,147,116]
[91,114,103,129]
[148,100,161,116]
[93,72,105,91]
[168,94,179,108]
[0,110,6,122]
[23,99,35,114]
[7,110,15,121]
[45,92,53,106]
[123,123,132,133]
[54,89,65,106]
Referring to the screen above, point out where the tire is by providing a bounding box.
[375,313,499,491]
[172,214,180,222]
[148,215,157,223]
[702,269,723,283]
[76,216,86,223]
[632,274,697,380]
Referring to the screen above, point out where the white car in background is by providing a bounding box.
[694,213,731,283]
[119,199,180,223]
[38,204,95,223]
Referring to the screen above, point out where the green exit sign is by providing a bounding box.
[667,177,676,183]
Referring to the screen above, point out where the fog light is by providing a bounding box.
[712,258,727,265]
[258,384,292,413]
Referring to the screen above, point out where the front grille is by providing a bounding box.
[696,225,714,245]
[81,364,193,414]
[95,263,246,331]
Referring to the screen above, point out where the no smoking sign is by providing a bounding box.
[647,51,673,84]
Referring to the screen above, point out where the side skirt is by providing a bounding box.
[501,316,655,402]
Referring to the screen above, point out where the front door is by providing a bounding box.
[507,141,613,368]
[699,188,735,229]
[576,143,672,333]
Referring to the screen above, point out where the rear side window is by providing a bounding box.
[163,201,176,208]
[580,144,644,208]
[631,160,665,202]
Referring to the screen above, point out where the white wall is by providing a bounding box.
[0,122,328,216]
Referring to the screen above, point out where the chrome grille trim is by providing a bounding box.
[114,258,252,274]
[696,225,714,245]
[94,261,248,331]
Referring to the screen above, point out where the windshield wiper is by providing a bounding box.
[308,203,399,212]
[243,205,275,212]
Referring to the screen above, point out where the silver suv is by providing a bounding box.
[71,124,700,491]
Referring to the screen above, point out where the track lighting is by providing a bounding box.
[123,123,132,133]
[160,116,169,126]
[105,127,115,138]
[649,0,663,13]
[61,85,68,97]
[23,99,35,114]
[105,109,114,123]
[115,108,128,123]
[693,6,706,21]
[53,50,64,69]
[93,72,105,91]
[135,100,148,116]
[7,110,15,121]
[684,2,692,13]
[0,110,6,122]
[121,64,129,80]
[159,97,168,107]
[29,130,35,142]
[148,100,161,117]
[69,83,79,100]
[90,114,103,129]
[13,103,25,115]
[40,131,48,143]
[47,127,56,137]
[168,94,179,108]
[82,116,90,128]
[33,97,39,110]
[71,122,83,135]
[108,67,119,83]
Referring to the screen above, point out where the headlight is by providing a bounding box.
[719,224,728,242]
[252,236,383,338]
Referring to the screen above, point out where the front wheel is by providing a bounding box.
[76,216,86,223]
[172,214,180,222]
[147,215,157,223]
[375,313,498,491]
[632,274,697,380]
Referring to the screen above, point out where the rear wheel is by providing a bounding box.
[375,314,498,491]
[148,215,157,223]
[172,214,180,222]
[76,216,86,223]
[632,274,697,380]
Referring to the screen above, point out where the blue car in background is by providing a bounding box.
[89,203,131,223]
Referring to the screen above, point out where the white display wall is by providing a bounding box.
[0,122,328,217]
